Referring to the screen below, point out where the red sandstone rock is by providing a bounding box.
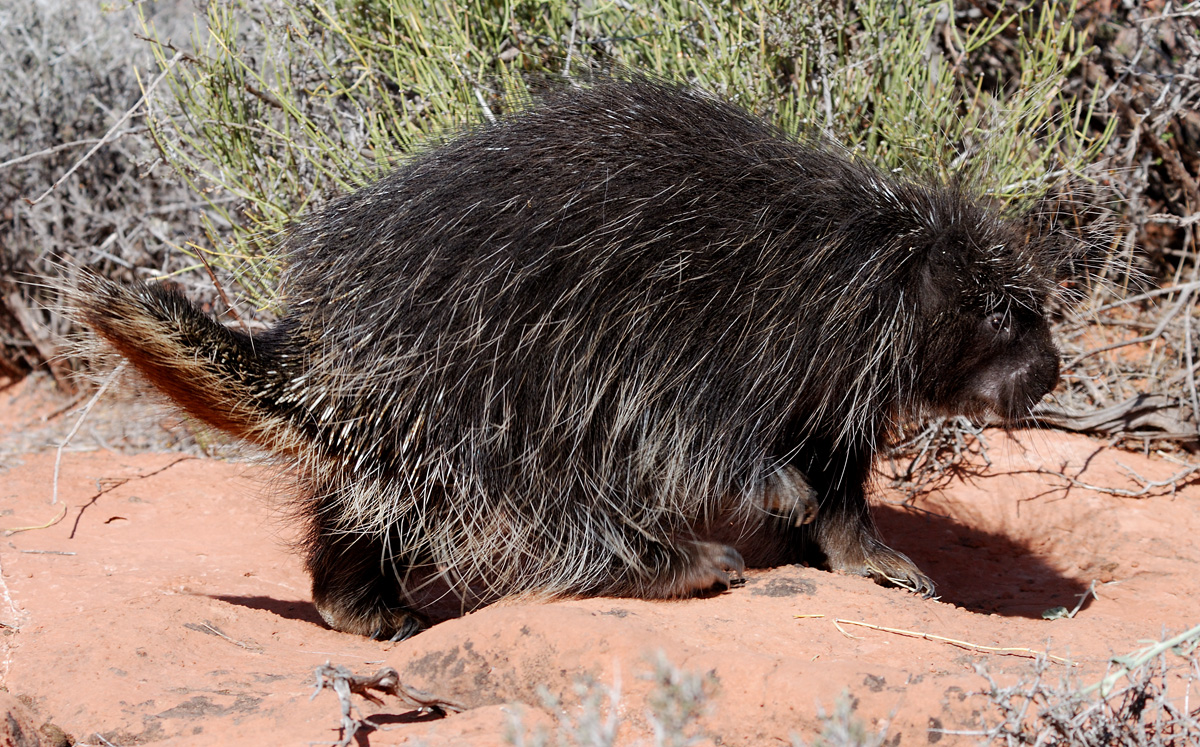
[2,376,1198,745]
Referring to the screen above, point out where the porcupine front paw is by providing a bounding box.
[824,534,936,597]
[642,540,746,598]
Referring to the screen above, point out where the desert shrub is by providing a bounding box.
[6,0,1199,459]
[143,0,1200,460]
[968,625,1200,746]
[0,0,206,386]
[508,654,715,747]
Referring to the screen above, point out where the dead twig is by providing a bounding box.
[3,291,74,389]
[53,362,126,505]
[1063,285,1195,370]
[312,663,465,747]
[0,129,145,170]
[65,456,193,539]
[1029,460,1200,498]
[1027,393,1196,439]
[3,505,67,536]
[830,618,1075,665]
[184,621,263,652]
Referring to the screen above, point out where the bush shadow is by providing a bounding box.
[872,502,1091,619]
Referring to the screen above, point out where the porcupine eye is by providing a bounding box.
[983,312,1012,341]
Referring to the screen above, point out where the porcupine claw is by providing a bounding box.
[816,521,937,598]
[384,613,428,643]
[859,538,937,598]
[709,543,749,590]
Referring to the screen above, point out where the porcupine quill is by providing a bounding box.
[78,77,1072,640]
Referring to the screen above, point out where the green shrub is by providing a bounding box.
[143,0,1112,305]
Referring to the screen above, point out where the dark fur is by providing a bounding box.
[79,78,1066,639]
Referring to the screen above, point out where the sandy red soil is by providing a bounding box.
[1,375,1198,746]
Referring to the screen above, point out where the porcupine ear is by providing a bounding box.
[914,258,954,312]
[907,208,972,314]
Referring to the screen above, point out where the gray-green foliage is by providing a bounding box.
[976,627,1200,746]
[792,692,890,747]
[773,0,1113,195]
[143,0,1111,305]
[504,653,717,747]
[0,0,204,383]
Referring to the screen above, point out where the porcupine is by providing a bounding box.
[79,77,1068,640]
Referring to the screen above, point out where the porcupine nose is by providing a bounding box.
[1026,347,1060,408]
[998,339,1060,419]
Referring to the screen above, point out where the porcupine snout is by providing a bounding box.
[967,325,1060,420]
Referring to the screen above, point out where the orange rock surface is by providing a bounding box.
[2,376,1197,745]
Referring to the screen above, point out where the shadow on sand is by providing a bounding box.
[873,502,1091,619]
[214,499,1090,633]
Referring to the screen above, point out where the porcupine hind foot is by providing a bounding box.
[817,514,936,597]
[306,527,428,641]
[761,465,818,527]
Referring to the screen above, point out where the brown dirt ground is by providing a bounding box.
[1,374,1198,746]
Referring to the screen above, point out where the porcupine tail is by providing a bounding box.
[75,275,297,449]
